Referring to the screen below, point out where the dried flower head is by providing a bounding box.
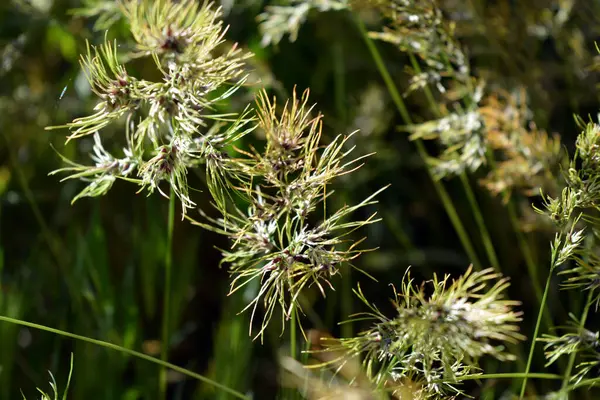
[317,267,524,398]
[479,88,565,201]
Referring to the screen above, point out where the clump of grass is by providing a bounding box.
[259,0,488,178]
[311,267,524,398]
[22,354,73,400]
[11,0,600,398]
[49,0,384,345]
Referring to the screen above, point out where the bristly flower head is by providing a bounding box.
[190,88,385,341]
[49,132,138,203]
[123,0,235,60]
[281,330,429,399]
[122,0,251,99]
[48,0,254,217]
[316,267,524,398]
[540,317,600,385]
[54,38,144,142]
[538,116,600,228]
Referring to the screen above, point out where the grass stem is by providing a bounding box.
[354,16,483,270]
[159,190,176,399]
[290,305,297,360]
[457,372,562,382]
[519,266,555,398]
[406,54,500,272]
[504,192,553,325]
[0,315,250,399]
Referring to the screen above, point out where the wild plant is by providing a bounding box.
[260,0,486,178]
[46,0,388,391]
[188,88,384,339]
[34,0,525,397]
[48,0,253,216]
[21,355,73,400]
[311,267,524,398]
[7,0,600,398]
[258,0,600,398]
[521,118,600,397]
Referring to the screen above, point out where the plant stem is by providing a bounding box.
[407,54,499,272]
[288,305,299,399]
[290,305,297,360]
[458,172,500,270]
[561,289,595,391]
[504,188,553,321]
[354,16,482,270]
[567,376,600,391]
[519,266,555,399]
[159,190,176,399]
[0,315,250,399]
[456,372,562,382]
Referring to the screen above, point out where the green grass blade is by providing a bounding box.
[0,315,250,400]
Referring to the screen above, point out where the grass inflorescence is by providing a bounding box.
[4,0,600,399]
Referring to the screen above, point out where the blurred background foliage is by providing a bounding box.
[2,0,600,398]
